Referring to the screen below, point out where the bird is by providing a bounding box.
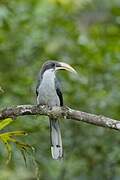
[36,61,76,160]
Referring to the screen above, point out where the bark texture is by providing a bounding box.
[0,105,120,131]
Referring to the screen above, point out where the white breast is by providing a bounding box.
[37,69,60,106]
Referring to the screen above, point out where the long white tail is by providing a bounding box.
[49,118,63,160]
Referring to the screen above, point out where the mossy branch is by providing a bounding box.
[0,105,120,131]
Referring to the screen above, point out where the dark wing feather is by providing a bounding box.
[55,78,63,106]
[36,78,41,97]
[36,85,39,97]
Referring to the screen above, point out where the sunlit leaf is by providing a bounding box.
[0,118,13,130]
[0,130,32,164]
[0,118,32,164]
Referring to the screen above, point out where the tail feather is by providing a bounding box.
[49,118,63,160]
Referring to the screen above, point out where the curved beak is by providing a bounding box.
[55,62,77,74]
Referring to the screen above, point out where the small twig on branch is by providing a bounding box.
[0,105,120,131]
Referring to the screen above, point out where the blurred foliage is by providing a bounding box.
[0,0,120,179]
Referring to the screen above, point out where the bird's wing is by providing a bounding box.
[36,78,41,97]
[55,78,63,106]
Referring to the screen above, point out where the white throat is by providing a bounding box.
[37,69,60,106]
[42,69,55,85]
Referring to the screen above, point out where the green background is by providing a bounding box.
[0,0,120,179]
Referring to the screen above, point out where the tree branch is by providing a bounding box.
[0,105,120,131]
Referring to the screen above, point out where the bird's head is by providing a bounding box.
[40,61,77,77]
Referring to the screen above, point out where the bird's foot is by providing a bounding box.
[61,105,69,119]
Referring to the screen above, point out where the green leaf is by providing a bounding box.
[0,118,13,130]
[0,118,32,164]
[0,130,32,164]
[4,141,12,165]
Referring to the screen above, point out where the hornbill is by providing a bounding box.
[36,61,76,160]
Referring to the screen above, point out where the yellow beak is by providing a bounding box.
[56,62,77,74]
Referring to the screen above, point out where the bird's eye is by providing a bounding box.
[52,63,55,68]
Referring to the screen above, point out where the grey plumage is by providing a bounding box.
[36,61,76,159]
[50,118,63,159]
[36,61,63,159]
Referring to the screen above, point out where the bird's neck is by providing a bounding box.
[41,69,55,87]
